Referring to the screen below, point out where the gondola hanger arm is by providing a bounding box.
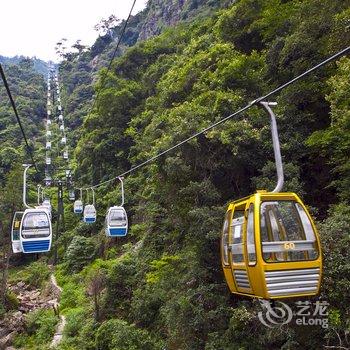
[118,177,125,207]
[23,164,33,209]
[260,102,284,193]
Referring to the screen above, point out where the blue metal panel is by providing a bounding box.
[108,227,127,237]
[22,240,50,253]
[84,217,96,223]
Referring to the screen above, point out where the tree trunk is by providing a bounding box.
[0,221,11,304]
[94,292,100,322]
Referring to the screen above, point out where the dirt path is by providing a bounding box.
[50,274,65,349]
[50,314,66,348]
[50,274,62,294]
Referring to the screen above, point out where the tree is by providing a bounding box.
[0,167,23,303]
[64,236,96,273]
[94,15,120,37]
[86,267,106,321]
[72,40,88,55]
[55,38,68,59]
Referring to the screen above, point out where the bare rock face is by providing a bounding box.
[138,0,186,41]
[137,0,234,41]
[0,310,25,340]
[0,331,16,349]
[0,280,60,348]
[16,282,25,289]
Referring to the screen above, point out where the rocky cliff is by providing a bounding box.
[138,0,234,40]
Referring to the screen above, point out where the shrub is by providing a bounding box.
[11,261,51,289]
[13,309,58,348]
[60,308,96,350]
[58,318,95,350]
[0,303,5,318]
[26,261,51,288]
[64,236,96,273]
[103,254,137,318]
[95,319,157,350]
[64,307,90,337]
[5,290,19,310]
[60,282,88,311]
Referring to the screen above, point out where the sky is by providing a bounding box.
[0,0,148,62]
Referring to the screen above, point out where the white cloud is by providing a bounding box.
[0,0,148,62]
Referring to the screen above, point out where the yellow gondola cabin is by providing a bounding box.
[221,102,322,299]
[221,190,322,299]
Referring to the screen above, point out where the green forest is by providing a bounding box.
[0,0,350,349]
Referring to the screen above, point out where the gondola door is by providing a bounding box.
[229,200,253,295]
[11,211,23,254]
[244,198,265,297]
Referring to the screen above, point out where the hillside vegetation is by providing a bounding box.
[0,0,350,349]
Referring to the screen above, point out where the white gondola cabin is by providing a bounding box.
[60,125,64,131]
[83,204,96,223]
[44,176,52,187]
[20,208,52,253]
[105,206,128,237]
[46,130,52,137]
[46,141,51,150]
[63,150,68,160]
[105,177,128,237]
[46,157,51,165]
[41,199,52,216]
[83,189,96,223]
[35,205,52,219]
[69,190,75,201]
[58,114,63,122]
[74,200,83,214]
[61,137,67,145]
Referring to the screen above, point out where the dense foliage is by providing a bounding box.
[53,0,350,349]
[0,59,46,184]
[13,308,59,349]
[0,59,48,276]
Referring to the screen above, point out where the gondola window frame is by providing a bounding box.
[221,209,232,266]
[260,200,320,264]
[230,215,245,264]
[246,203,256,266]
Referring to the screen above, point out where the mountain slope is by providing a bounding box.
[0,58,46,183]
[0,55,48,76]
[53,1,350,349]
[138,0,234,40]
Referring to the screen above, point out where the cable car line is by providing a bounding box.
[89,0,137,115]
[80,45,350,190]
[0,64,39,172]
